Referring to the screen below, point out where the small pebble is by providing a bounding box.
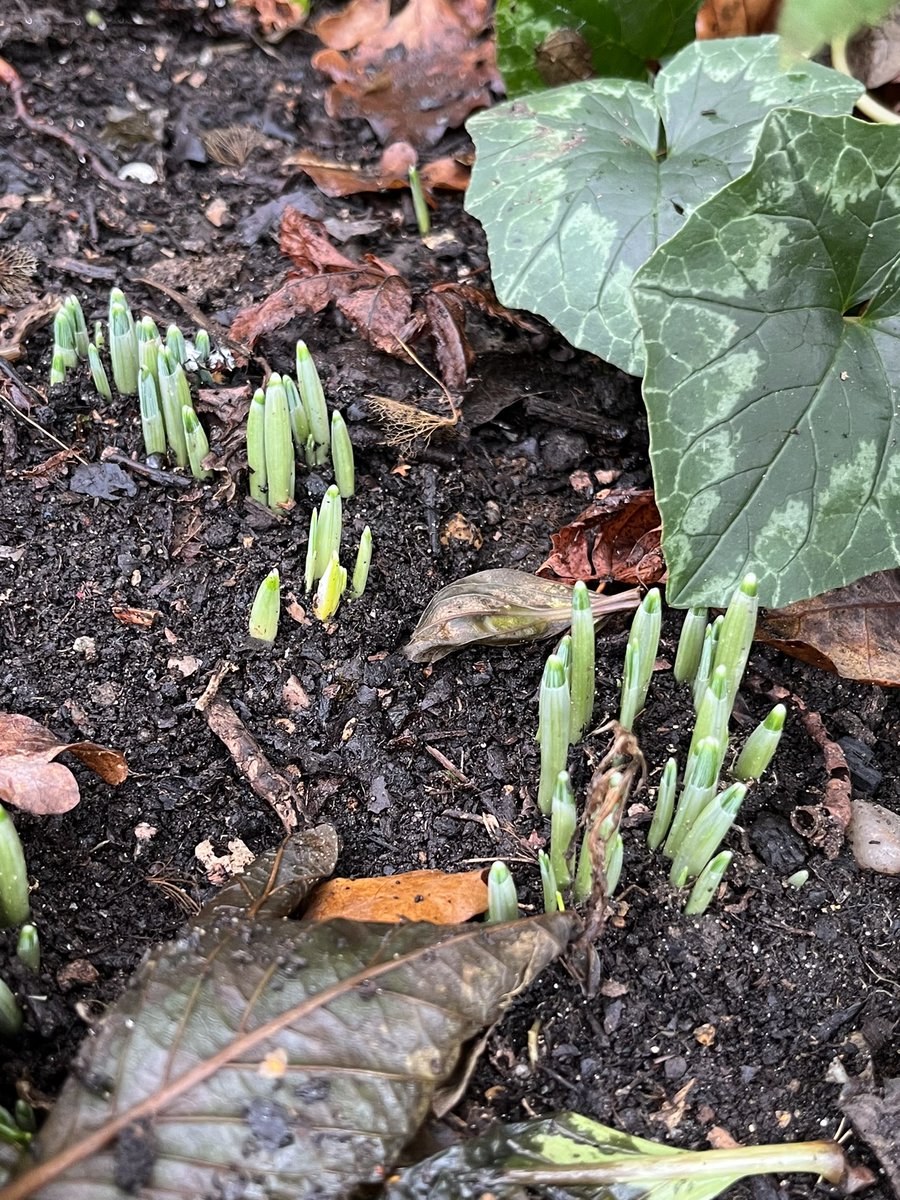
[848,799,900,875]
[540,429,588,473]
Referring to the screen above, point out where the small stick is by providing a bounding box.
[99,447,193,488]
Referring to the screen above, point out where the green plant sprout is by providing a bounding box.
[296,341,330,463]
[0,807,30,929]
[349,525,372,599]
[88,344,112,402]
[486,861,518,923]
[692,615,723,710]
[166,323,186,364]
[303,509,318,593]
[283,375,310,460]
[109,301,139,395]
[568,580,595,741]
[313,485,342,581]
[182,407,212,480]
[618,588,661,731]
[0,979,22,1039]
[139,370,166,459]
[684,851,733,916]
[49,348,66,387]
[313,554,347,623]
[538,850,561,914]
[249,568,281,642]
[263,374,295,509]
[52,307,77,371]
[194,329,211,364]
[734,704,786,780]
[408,165,431,236]
[647,757,676,853]
[64,295,89,359]
[549,770,576,888]
[330,410,355,497]
[537,653,569,815]
[15,924,39,972]
[673,606,707,683]
[247,387,267,504]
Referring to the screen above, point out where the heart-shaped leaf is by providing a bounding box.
[466,36,861,376]
[8,827,573,1200]
[634,110,900,609]
[495,0,701,96]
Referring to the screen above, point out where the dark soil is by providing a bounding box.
[1,5,898,1198]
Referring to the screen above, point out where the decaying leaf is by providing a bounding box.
[231,0,309,39]
[6,827,573,1200]
[229,208,474,394]
[285,144,470,199]
[539,489,665,588]
[0,712,127,815]
[696,0,781,38]
[312,0,501,148]
[405,568,640,662]
[305,868,488,923]
[758,569,900,687]
[384,1110,864,1199]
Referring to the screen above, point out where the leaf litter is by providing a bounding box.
[0,828,572,1200]
[311,0,501,148]
[0,712,127,815]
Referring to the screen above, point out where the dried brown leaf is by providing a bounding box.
[423,290,472,392]
[285,145,469,199]
[539,489,665,588]
[312,0,500,148]
[405,568,640,662]
[695,0,781,38]
[304,868,488,923]
[758,569,900,686]
[0,712,127,815]
[336,274,421,355]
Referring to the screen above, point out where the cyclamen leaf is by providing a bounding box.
[634,110,900,609]
[9,827,573,1200]
[385,1111,742,1199]
[495,0,701,96]
[466,36,862,376]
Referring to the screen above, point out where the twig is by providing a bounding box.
[100,447,194,489]
[0,55,135,192]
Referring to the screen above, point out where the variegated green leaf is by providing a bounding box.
[466,36,861,376]
[634,110,900,609]
[495,0,701,96]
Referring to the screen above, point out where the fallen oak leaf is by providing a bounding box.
[312,0,501,148]
[304,868,488,923]
[0,712,127,815]
[539,489,665,588]
[758,569,900,687]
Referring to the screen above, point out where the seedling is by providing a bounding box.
[182,406,212,480]
[263,374,295,509]
[673,606,707,683]
[684,851,733,916]
[313,554,347,623]
[618,588,661,731]
[249,569,281,642]
[537,654,569,815]
[734,704,785,781]
[549,770,576,888]
[349,526,372,599]
[330,410,355,498]
[0,979,22,1038]
[166,323,187,364]
[313,485,342,580]
[296,341,330,463]
[486,861,518,923]
[53,307,78,370]
[139,370,167,459]
[88,344,112,402]
[109,301,139,395]
[15,924,39,972]
[568,581,595,742]
[408,165,431,236]
[0,807,29,929]
[246,387,267,505]
[64,295,89,359]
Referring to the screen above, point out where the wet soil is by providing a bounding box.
[0,4,898,1197]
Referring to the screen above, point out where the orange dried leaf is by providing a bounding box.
[312,0,500,148]
[0,712,127,815]
[696,0,781,38]
[112,605,158,628]
[304,868,489,923]
[284,146,469,199]
[539,488,665,588]
[758,569,900,687]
